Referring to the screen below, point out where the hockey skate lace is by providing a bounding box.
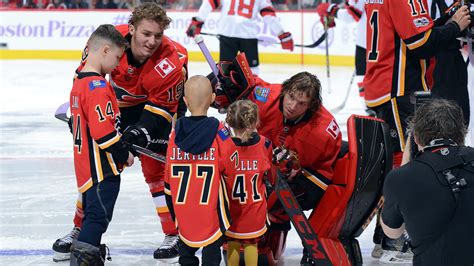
[61,227,81,244]
[160,235,178,249]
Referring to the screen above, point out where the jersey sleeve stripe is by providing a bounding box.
[96,132,121,149]
[164,182,171,195]
[78,178,93,194]
[391,98,406,151]
[144,105,173,123]
[405,29,432,50]
[260,6,276,17]
[93,141,105,182]
[301,169,330,191]
[106,153,120,176]
[366,93,391,107]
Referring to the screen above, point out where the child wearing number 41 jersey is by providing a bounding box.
[69,24,134,265]
[222,100,274,266]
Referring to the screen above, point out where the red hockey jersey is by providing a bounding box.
[70,73,124,193]
[364,0,433,107]
[221,134,272,239]
[249,77,342,189]
[164,123,232,248]
[77,24,188,117]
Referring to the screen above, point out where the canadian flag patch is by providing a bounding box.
[154,58,176,78]
[326,119,340,140]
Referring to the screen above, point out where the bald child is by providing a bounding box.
[164,75,232,266]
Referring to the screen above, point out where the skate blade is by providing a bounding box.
[52,251,71,262]
[156,256,179,264]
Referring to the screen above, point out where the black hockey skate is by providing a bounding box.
[52,226,80,262]
[153,234,179,263]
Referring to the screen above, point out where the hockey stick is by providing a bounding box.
[274,171,332,265]
[54,102,166,163]
[329,70,355,113]
[199,32,327,49]
[323,5,332,94]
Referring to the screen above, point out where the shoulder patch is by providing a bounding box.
[218,127,230,140]
[326,119,341,140]
[154,58,176,78]
[253,86,270,102]
[89,79,106,91]
[264,138,272,148]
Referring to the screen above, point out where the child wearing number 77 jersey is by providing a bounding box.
[164,75,233,265]
[222,99,274,266]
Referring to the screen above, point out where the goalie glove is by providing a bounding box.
[186,17,204,37]
[213,52,256,109]
[272,146,301,181]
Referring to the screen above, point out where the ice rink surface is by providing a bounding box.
[0,60,394,265]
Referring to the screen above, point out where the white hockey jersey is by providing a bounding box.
[196,0,285,39]
[337,0,366,48]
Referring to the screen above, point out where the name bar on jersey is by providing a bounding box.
[169,147,216,161]
[365,0,383,4]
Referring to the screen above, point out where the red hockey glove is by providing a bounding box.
[272,146,301,181]
[278,32,294,51]
[317,3,338,28]
[186,17,204,37]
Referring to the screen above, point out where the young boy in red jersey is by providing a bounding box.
[69,24,134,265]
[222,100,273,266]
[164,75,232,265]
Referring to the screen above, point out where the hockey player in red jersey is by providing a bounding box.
[209,59,342,264]
[164,75,232,265]
[68,24,134,265]
[221,100,273,266]
[186,0,293,75]
[364,0,471,165]
[52,2,188,262]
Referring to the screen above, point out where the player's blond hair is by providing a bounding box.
[129,2,171,29]
[226,100,259,143]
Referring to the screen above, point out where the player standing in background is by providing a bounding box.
[222,100,273,266]
[185,0,294,75]
[68,24,134,265]
[364,0,470,263]
[52,2,188,262]
[164,75,232,266]
[317,0,367,98]
[427,0,470,126]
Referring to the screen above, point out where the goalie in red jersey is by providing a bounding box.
[208,53,342,265]
[53,2,188,262]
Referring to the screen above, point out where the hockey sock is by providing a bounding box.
[227,241,241,266]
[73,193,84,228]
[243,243,258,266]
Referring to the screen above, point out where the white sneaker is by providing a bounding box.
[379,249,413,264]
[153,235,179,263]
[371,244,384,259]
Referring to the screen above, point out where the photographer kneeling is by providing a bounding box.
[381,98,474,265]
